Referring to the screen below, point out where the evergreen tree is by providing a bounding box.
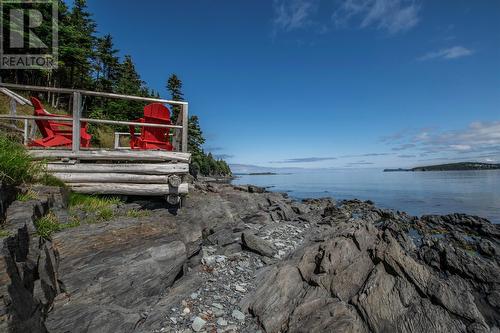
[188,115,205,154]
[0,1,232,176]
[62,0,96,89]
[94,34,119,92]
[100,55,145,121]
[166,74,184,122]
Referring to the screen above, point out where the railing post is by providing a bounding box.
[23,119,29,145]
[72,92,81,152]
[181,103,188,153]
[9,97,16,116]
[114,132,120,149]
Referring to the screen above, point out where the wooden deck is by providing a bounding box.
[33,149,191,197]
[0,83,192,200]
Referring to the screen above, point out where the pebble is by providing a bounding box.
[234,284,246,293]
[212,308,225,317]
[212,303,224,309]
[162,195,312,332]
[217,318,228,326]
[191,316,206,332]
[232,309,245,321]
[216,255,227,263]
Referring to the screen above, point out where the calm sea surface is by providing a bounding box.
[232,169,500,224]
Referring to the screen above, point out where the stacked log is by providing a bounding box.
[29,149,191,197]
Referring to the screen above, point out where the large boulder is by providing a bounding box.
[245,204,498,333]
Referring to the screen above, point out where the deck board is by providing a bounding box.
[28,149,191,163]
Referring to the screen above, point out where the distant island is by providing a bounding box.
[384,162,500,172]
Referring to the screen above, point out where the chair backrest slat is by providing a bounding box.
[30,97,54,138]
[141,103,171,144]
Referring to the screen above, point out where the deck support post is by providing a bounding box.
[182,103,188,153]
[72,91,81,152]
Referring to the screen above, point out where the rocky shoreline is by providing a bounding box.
[1,181,499,332]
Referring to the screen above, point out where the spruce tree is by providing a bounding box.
[166,74,184,122]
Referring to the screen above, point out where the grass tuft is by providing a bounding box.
[126,209,150,218]
[16,189,38,202]
[69,193,121,223]
[0,133,41,185]
[34,212,60,239]
[34,211,81,239]
[0,229,11,238]
[38,172,67,187]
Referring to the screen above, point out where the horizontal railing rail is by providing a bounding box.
[0,82,187,105]
[0,83,189,153]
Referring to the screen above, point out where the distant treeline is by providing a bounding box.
[384,162,500,172]
[0,0,231,177]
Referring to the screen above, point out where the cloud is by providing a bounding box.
[340,152,393,157]
[271,156,337,163]
[391,143,416,151]
[333,0,420,34]
[345,160,375,166]
[384,121,500,157]
[397,154,416,158]
[418,46,474,61]
[272,0,318,33]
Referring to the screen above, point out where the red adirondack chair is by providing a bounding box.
[28,97,92,148]
[129,103,173,150]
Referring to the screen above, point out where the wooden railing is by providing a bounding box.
[0,83,189,153]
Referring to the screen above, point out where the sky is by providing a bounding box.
[85,0,500,169]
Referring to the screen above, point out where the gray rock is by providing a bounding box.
[192,316,206,332]
[44,217,188,332]
[246,205,499,333]
[232,309,246,321]
[241,232,277,258]
[217,318,228,326]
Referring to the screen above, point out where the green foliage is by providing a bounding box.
[69,192,121,209]
[34,212,60,239]
[94,34,119,92]
[0,230,11,238]
[191,151,232,178]
[35,211,79,239]
[0,1,232,178]
[126,209,150,218]
[69,193,121,223]
[16,189,38,202]
[0,134,70,186]
[0,134,40,185]
[39,173,67,187]
[166,74,184,122]
[165,76,231,178]
[188,115,205,155]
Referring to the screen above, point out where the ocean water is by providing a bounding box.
[232,169,500,224]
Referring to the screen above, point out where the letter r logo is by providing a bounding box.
[9,8,48,49]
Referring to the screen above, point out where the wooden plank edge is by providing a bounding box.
[67,183,189,196]
[46,162,189,175]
